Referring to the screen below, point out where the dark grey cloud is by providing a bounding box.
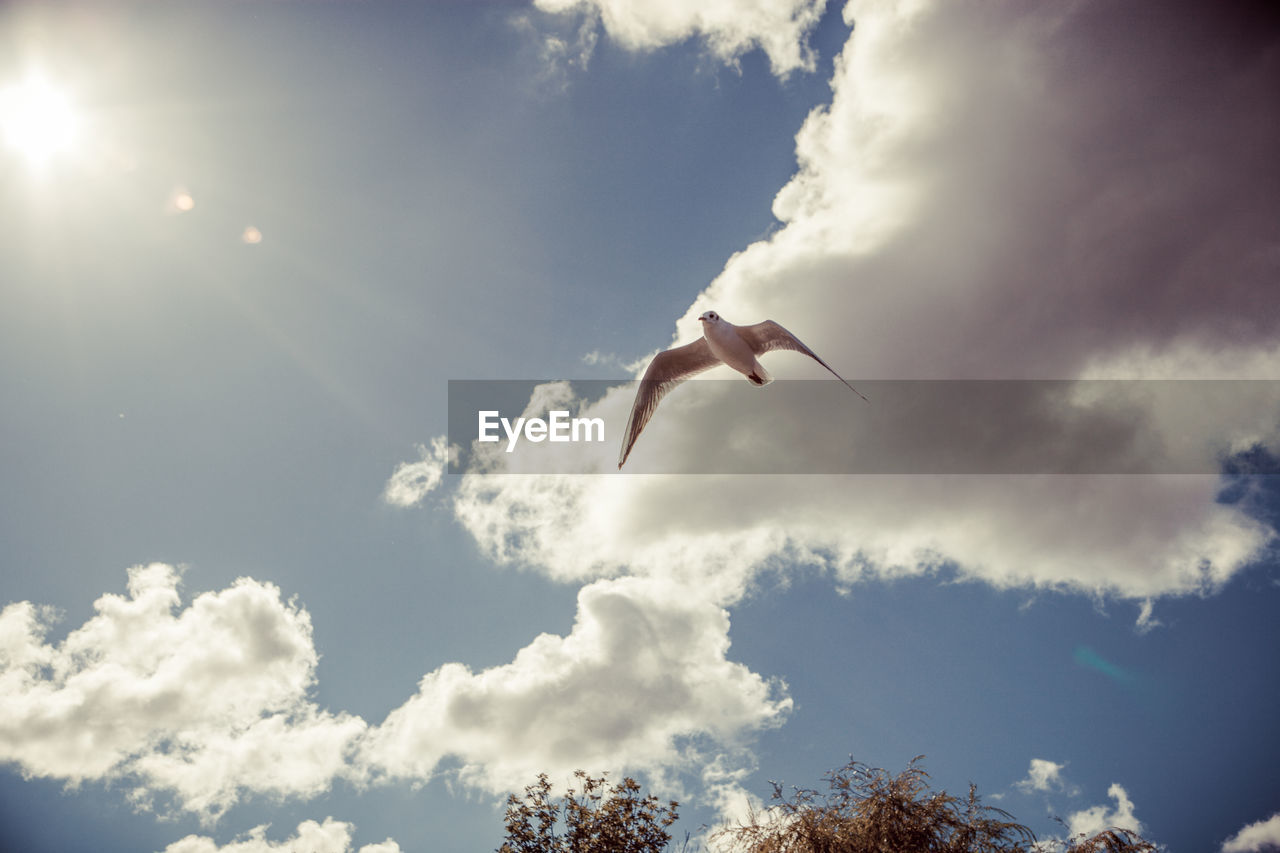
[793,0,1280,377]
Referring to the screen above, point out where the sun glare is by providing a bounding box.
[0,73,81,172]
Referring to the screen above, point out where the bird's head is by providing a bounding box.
[698,310,721,326]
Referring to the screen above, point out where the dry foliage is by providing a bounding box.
[713,756,1156,853]
[1050,828,1156,853]
[498,770,680,853]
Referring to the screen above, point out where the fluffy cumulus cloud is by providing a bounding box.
[1223,812,1280,853]
[1014,759,1077,796]
[0,565,365,822]
[1065,783,1145,840]
[0,563,791,822]
[532,0,826,77]
[447,0,1280,614]
[162,818,401,853]
[359,574,790,795]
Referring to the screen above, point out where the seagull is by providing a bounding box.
[618,310,868,468]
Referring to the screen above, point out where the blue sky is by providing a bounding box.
[2,2,1279,852]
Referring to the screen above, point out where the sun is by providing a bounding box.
[0,72,82,173]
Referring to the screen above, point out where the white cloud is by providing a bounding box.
[162,817,401,853]
[0,564,365,822]
[511,9,601,92]
[1134,600,1161,634]
[383,437,452,508]
[447,0,1279,616]
[1066,783,1145,840]
[1,564,789,825]
[532,0,826,77]
[1014,759,1078,796]
[581,349,647,373]
[359,574,791,795]
[1223,812,1280,853]
[543,13,600,73]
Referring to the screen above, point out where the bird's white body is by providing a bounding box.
[701,314,771,385]
[617,310,868,468]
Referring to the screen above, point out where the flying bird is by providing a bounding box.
[618,310,868,468]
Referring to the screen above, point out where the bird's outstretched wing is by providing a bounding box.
[738,320,869,401]
[618,338,721,468]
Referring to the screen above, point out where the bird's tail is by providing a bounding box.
[748,364,773,386]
